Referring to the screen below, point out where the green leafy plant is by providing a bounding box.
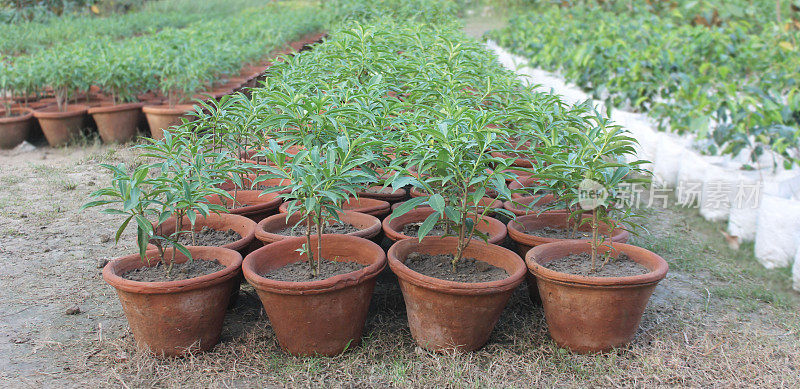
[534,111,651,272]
[253,135,376,277]
[387,107,517,270]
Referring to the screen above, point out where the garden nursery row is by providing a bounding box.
[81,13,668,358]
[488,0,800,291]
[0,0,326,148]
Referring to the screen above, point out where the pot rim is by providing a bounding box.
[256,210,381,243]
[207,190,282,215]
[507,213,630,245]
[383,207,507,243]
[242,234,387,294]
[526,240,668,287]
[0,107,34,123]
[32,104,88,118]
[387,236,526,295]
[87,102,145,114]
[142,104,196,114]
[157,212,256,252]
[279,197,390,215]
[103,246,243,294]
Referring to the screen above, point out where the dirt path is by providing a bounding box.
[1,142,798,388]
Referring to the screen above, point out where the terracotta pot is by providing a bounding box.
[501,168,533,183]
[88,102,144,143]
[508,176,545,199]
[279,197,390,218]
[387,237,525,351]
[217,174,291,193]
[242,234,386,356]
[356,185,407,204]
[526,241,668,353]
[153,213,257,256]
[410,187,499,201]
[142,104,194,139]
[33,105,88,147]
[0,108,33,149]
[255,210,381,245]
[103,246,243,357]
[503,195,563,217]
[382,207,507,244]
[507,213,629,258]
[491,151,534,168]
[205,190,282,223]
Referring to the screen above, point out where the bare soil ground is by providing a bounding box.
[1,141,798,388]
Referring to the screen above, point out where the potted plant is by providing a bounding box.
[242,136,387,356]
[385,109,526,352]
[137,128,258,256]
[142,58,203,139]
[88,47,147,143]
[0,61,33,149]
[83,162,243,357]
[31,48,89,146]
[523,114,668,353]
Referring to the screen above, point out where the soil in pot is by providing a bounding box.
[545,252,648,277]
[401,222,447,237]
[122,259,224,282]
[264,258,366,282]
[275,221,360,236]
[175,227,241,246]
[526,226,591,239]
[405,252,507,282]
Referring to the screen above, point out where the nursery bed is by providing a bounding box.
[0,144,798,387]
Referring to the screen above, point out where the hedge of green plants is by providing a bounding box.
[0,0,275,55]
[1,2,327,110]
[490,1,800,168]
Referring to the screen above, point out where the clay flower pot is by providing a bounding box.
[103,246,243,357]
[356,185,407,204]
[154,213,257,255]
[387,237,525,351]
[88,102,144,143]
[526,241,668,353]
[242,234,387,356]
[508,213,630,304]
[503,195,562,217]
[205,190,282,223]
[507,176,543,199]
[507,213,629,258]
[0,108,33,149]
[33,105,88,147]
[279,197,390,218]
[142,104,194,139]
[383,207,507,244]
[255,210,381,245]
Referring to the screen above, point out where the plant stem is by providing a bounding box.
[591,209,598,273]
[305,214,314,277]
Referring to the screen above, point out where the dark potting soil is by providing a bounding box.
[544,252,648,277]
[275,222,360,236]
[122,259,225,282]
[401,222,448,237]
[405,252,508,283]
[176,226,241,246]
[264,258,366,282]
[525,226,591,239]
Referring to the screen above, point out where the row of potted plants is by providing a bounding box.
[84,18,668,358]
[0,2,326,149]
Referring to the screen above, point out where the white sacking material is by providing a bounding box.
[699,163,742,222]
[652,133,689,188]
[794,246,800,292]
[727,171,767,242]
[754,194,800,269]
[676,151,712,207]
